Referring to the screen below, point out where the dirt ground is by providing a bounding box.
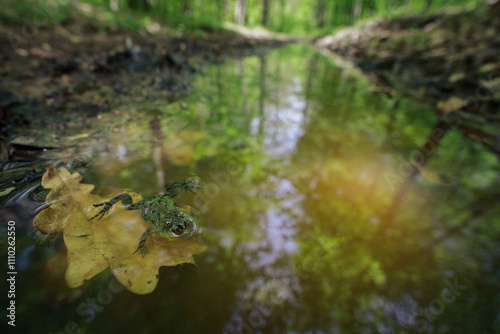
[0,16,293,160]
[316,0,500,154]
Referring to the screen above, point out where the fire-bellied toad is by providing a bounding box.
[89,180,201,257]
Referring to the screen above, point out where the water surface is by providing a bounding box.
[3,44,500,333]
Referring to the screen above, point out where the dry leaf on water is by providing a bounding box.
[33,166,207,294]
[437,96,468,114]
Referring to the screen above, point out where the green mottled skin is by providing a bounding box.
[89,180,201,257]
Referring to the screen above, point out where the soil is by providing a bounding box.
[0,16,293,149]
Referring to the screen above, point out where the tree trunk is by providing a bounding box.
[216,0,224,22]
[237,59,248,114]
[261,0,269,26]
[316,0,326,28]
[128,0,150,11]
[234,0,247,25]
[383,120,451,228]
[224,0,232,21]
[183,0,192,17]
[425,0,434,11]
[258,55,267,135]
[353,0,362,20]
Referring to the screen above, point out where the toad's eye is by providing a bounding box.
[165,221,172,227]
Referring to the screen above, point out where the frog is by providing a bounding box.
[89,180,202,257]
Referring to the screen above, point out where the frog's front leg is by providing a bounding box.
[165,179,202,198]
[89,193,134,221]
[133,228,152,257]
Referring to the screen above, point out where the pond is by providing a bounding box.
[2,44,500,333]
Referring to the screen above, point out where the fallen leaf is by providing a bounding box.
[413,163,451,185]
[41,251,85,306]
[476,62,500,76]
[0,186,15,197]
[448,72,466,83]
[33,166,206,294]
[437,96,468,114]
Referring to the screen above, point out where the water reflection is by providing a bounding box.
[262,78,306,157]
[4,44,500,333]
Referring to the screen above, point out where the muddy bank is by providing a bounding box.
[0,17,294,199]
[0,18,292,141]
[316,0,500,153]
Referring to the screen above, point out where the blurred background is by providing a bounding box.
[1,0,499,333]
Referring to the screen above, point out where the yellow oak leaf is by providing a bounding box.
[41,250,85,306]
[33,166,206,294]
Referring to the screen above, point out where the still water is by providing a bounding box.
[2,44,500,333]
